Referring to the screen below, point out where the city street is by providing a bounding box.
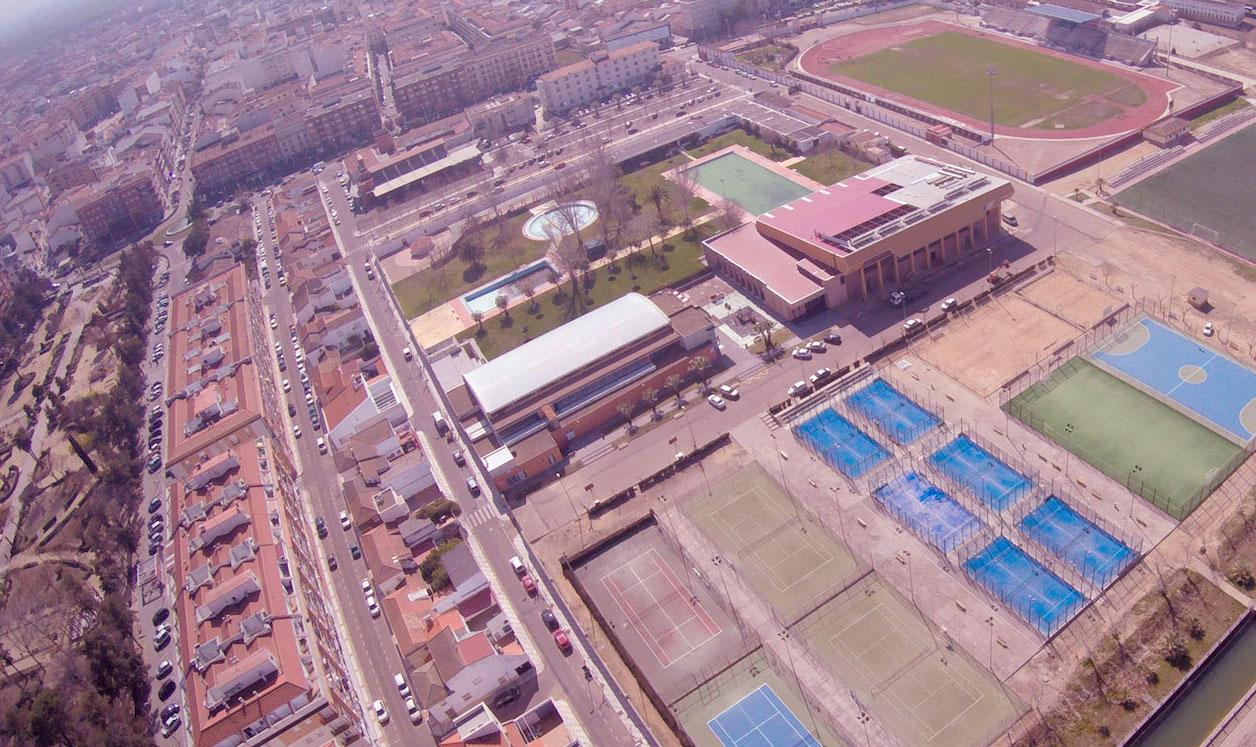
[322,179,651,746]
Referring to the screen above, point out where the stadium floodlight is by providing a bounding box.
[986,65,997,142]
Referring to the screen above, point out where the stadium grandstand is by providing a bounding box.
[981,5,1157,66]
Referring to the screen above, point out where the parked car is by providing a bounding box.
[161,717,181,738]
[706,394,726,411]
[366,594,381,618]
[452,449,466,467]
[541,608,559,630]
[153,625,171,650]
[940,297,958,313]
[394,672,411,698]
[806,340,826,353]
[406,696,422,723]
[465,476,480,496]
[152,607,170,626]
[349,543,362,560]
[327,555,337,571]
[315,517,328,538]
[372,699,389,725]
[339,510,351,530]
[520,572,537,595]
[809,368,833,387]
[1204,322,1216,337]
[791,348,812,360]
[155,660,173,680]
[157,680,176,701]
[718,384,739,400]
[788,381,811,398]
[903,319,924,334]
[552,629,572,652]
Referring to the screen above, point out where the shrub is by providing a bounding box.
[1163,637,1192,671]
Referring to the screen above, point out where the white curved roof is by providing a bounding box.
[464,293,669,416]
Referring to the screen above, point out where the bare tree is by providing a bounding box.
[472,310,484,333]
[714,196,747,232]
[643,388,660,421]
[617,403,635,434]
[494,293,510,322]
[754,319,779,356]
[666,374,683,403]
[673,165,699,228]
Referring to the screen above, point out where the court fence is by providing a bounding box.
[867,462,987,556]
[916,424,1039,513]
[1005,384,1250,521]
[1009,492,1141,591]
[955,533,1090,638]
[790,410,891,481]
[843,371,946,446]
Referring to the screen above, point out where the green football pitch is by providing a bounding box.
[1007,359,1243,520]
[1114,123,1256,261]
[831,31,1144,129]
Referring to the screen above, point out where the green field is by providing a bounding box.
[1007,359,1244,520]
[1113,123,1256,261]
[458,224,717,358]
[685,152,811,215]
[832,31,1143,129]
[789,148,871,185]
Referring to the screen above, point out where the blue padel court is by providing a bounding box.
[929,434,1032,512]
[873,472,984,553]
[1093,317,1256,443]
[708,684,822,747]
[845,378,941,445]
[1018,497,1135,588]
[794,408,889,478]
[963,537,1086,636]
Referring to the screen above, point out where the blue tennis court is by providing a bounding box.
[873,471,984,553]
[708,684,821,747]
[845,378,940,445]
[1018,497,1135,588]
[928,434,1032,512]
[963,537,1086,636]
[794,408,889,478]
[1093,317,1256,443]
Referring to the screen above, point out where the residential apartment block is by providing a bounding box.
[67,167,163,245]
[537,41,660,113]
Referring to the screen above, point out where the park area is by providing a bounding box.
[798,22,1168,137]
[1113,123,1256,261]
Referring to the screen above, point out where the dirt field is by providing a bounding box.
[914,293,1079,397]
[1016,267,1123,329]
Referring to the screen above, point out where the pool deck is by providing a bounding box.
[667,145,824,215]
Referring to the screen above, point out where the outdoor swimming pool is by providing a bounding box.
[684,152,811,216]
[462,260,556,315]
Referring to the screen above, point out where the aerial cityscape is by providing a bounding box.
[0,0,1254,745]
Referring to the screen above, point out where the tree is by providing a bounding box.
[674,166,698,228]
[617,403,636,434]
[666,374,683,403]
[642,388,660,421]
[715,196,746,232]
[472,310,484,333]
[523,286,537,314]
[689,356,713,393]
[647,182,670,228]
[495,293,510,322]
[182,221,208,258]
[754,319,778,355]
[457,221,485,270]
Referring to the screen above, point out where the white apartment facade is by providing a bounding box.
[537,41,660,114]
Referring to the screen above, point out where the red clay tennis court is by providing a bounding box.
[601,548,722,668]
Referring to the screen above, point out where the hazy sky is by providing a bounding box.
[0,0,125,49]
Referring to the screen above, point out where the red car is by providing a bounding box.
[520,573,536,595]
[552,629,571,651]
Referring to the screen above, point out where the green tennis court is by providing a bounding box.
[684,152,811,216]
[1007,359,1244,520]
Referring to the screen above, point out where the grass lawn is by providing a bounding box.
[735,43,796,71]
[391,212,549,319]
[833,31,1141,129]
[620,154,710,227]
[687,129,792,162]
[1113,122,1256,262]
[789,149,871,185]
[460,223,718,358]
[1188,97,1251,131]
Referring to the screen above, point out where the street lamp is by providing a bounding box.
[986,65,997,143]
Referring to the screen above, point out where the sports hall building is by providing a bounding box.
[702,155,1014,320]
[447,293,717,490]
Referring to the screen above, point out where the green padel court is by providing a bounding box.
[1007,359,1244,520]
[684,152,811,216]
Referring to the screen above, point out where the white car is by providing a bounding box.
[940,297,958,312]
[292,424,302,439]
[361,578,372,595]
[317,437,328,454]
[718,384,740,400]
[366,594,380,618]
[340,510,351,530]
[282,378,291,393]
[806,340,826,352]
[1203,322,1215,337]
[791,347,812,360]
[372,699,389,725]
[788,381,810,398]
[706,394,726,410]
[406,696,422,723]
[903,319,923,334]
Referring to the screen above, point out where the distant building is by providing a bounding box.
[1161,0,1246,27]
[671,0,738,39]
[67,168,163,245]
[63,82,119,130]
[537,42,660,113]
[703,155,1013,320]
[450,293,718,491]
[351,116,483,207]
[600,18,673,52]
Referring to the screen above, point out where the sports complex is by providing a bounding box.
[797,20,1173,139]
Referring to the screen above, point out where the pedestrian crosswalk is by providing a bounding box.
[465,504,498,527]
